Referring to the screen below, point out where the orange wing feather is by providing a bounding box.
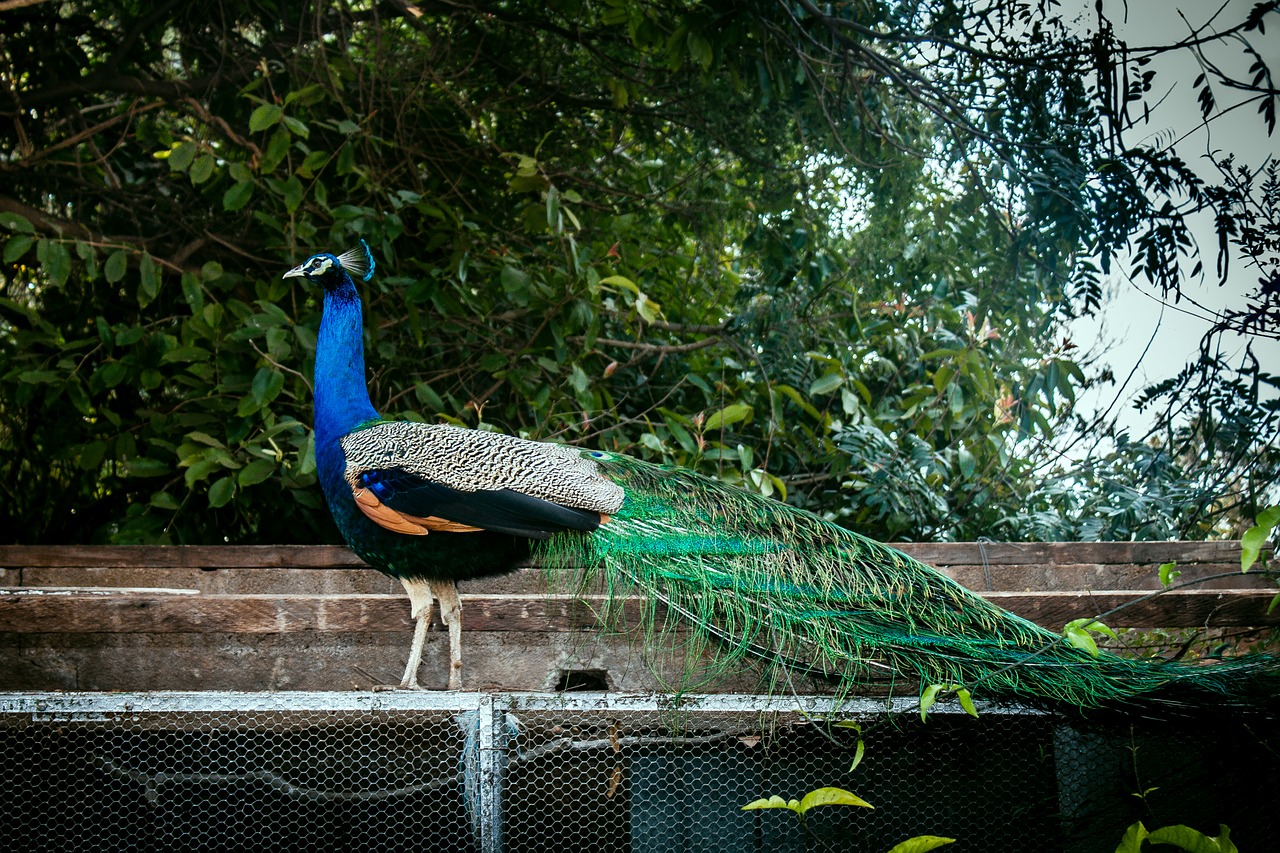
[353,487,485,535]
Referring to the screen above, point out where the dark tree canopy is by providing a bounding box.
[1,0,1276,544]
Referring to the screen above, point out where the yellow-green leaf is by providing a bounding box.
[796,787,873,813]
[704,403,752,432]
[809,372,844,396]
[885,837,957,853]
[742,795,791,811]
[1241,505,1280,572]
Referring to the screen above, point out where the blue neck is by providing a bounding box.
[314,276,380,450]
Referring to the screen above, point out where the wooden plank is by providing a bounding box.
[3,544,1271,597]
[0,545,366,569]
[938,562,1272,592]
[897,540,1256,566]
[1,541,1266,570]
[0,631,758,693]
[17,566,403,595]
[1,589,1275,634]
[6,563,1269,597]
[984,590,1280,629]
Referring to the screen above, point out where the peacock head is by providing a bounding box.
[282,240,375,290]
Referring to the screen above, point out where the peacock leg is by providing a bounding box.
[429,578,464,690]
[399,577,435,689]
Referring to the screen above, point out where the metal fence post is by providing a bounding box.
[476,693,506,853]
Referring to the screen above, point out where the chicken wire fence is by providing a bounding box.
[1,691,1276,853]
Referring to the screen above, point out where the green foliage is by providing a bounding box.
[834,719,866,771]
[1063,618,1119,658]
[918,683,978,722]
[742,786,874,815]
[884,839,956,853]
[0,1,1276,544]
[742,786,956,853]
[1158,562,1181,588]
[1115,822,1237,853]
[1242,505,1280,572]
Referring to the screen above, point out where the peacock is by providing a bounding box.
[284,243,1278,712]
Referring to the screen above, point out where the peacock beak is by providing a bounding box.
[282,263,307,280]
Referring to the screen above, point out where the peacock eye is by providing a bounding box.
[588,451,608,458]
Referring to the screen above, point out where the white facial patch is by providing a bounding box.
[309,257,334,276]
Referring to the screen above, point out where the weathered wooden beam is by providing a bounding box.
[2,588,1276,633]
[0,541,1266,570]
[1,544,1272,597]
[3,561,1272,596]
[0,544,365,569]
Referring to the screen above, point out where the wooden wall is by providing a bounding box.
[1,542,1274,692]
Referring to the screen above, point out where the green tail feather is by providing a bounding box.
[536,452,1278,711]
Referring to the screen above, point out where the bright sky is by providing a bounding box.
[1063,0,1280,434]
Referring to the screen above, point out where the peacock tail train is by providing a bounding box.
[288,242,1277,711]
[536,451,1278,712]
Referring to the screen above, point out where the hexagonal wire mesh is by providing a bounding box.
[1,692,1276,852]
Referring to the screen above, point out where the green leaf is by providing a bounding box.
[932,364,954,393]
[249,103,283,132]
[920,683,943,721]
[704,403,753,431]
[796,787,873,813]
[884,837,957,853]
[282,115,310,137]
[809,372,844,396]
[500,265,531,299]
[686,31,713,71]
[1064,625,1099,657]
[1115,822,1149,853]
[1146,825,1228,853]
[251,367,285,406]
[207,476,236,508]
[186,431,225,448]
[238,458,276,487]
[282,176,304,213]
[137,252,160,307]
[563,364,588,394]
[4,234,34,263]
[223,181,254,211]
[167,141,197,172]
[149,491,183,511]
[478,352,506,373]
[1065,617,1117,642]
[0,212,35,233]
[123,457,170,478]
[104,250,128,283]
[1241,505,1280,572]
[742,795,792,812]
[77,441,108,471]
[1158,561,1181,587]
[849,737,865,772]
[956,688,978,718]
[599,274,640,295]
[190,154,216,185]
[635,292,661,323]
[37,239,71,286]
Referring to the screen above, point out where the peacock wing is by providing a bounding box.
[339,420,624,539]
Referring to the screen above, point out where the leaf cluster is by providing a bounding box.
[1,1,1276,543]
